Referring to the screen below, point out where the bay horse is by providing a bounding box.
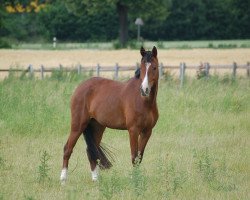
[60,46,159,183]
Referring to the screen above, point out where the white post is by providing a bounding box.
[29,64,33,78]
[205,62,210,78]
[179,62,186,87]
[77,64,82,75]
[247,62,250,77]
[159,63,163,79]
[53,37,57,48]
[96,64,100,77]
[115,63,119,80]
[137,25,141,41]
[232,62,237,79]
[40,65,44,79]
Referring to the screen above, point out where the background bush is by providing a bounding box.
[0,0,249,43]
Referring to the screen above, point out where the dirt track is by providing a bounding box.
[0,49,250,69]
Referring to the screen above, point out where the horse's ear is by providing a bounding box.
[140,46,145,57]
[152,46,157,57]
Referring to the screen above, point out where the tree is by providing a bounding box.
[230,0,250,38]
[38,0,118,41]
[63,0,170,47]
[0,0,49,41]
[1,0,48,13]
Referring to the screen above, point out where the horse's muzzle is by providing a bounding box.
[140,86,150,97]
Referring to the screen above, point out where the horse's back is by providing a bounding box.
[71,77,129,129]
[71,76,158,130]
[72,77,122,99]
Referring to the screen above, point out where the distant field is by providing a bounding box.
[0,49,250,67]
[0,77,249,199]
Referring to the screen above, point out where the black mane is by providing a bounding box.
[135,51,152,79]
[134,68,140,78]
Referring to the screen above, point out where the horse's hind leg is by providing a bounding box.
[84,119,106,181]
[60,113,89,184]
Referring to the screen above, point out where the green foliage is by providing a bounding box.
[23,194,35,200]
[156,156,188,198]
[50,68,92,82]
[1,0,249,43]
[39,0,118,42]
[0,38,11,48]
[98,170,124,200]
[38,150,51,183]
[130,156,147,197]
[0,155,5,170]
[193,148,236,191]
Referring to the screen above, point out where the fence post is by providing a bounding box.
[180,62,186,87]
[179,62,186,87]
[205,62,210,78]
[96,64,100,77]
[159,63,163,79]
[28,64,33,78]
[40,65,44,79]
[114,63,119,80]
[232,62,237,79]
[247,62,250,78]
[77,64,82,75]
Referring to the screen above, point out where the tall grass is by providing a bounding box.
[0,75,249,199]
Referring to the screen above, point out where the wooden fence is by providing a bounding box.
[0,62,249,84]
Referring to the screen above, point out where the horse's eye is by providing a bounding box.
[152,66,157,70]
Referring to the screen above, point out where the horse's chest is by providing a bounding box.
[142,110,158,128]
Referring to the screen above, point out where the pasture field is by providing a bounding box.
[0,74,249,200]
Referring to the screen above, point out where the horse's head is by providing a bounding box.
[139,46,158,97]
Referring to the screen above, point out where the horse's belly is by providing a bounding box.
[95,113,127,130]
[90,103,127,130]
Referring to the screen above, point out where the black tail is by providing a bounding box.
[83,124,114,169]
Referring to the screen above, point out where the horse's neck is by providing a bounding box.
[149,82,158,105]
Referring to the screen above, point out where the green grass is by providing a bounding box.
[8,39,250,50]
[0,75,249,199]
[155,39,250,49]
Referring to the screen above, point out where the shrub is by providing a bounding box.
[0,38,11,49]
[38,150,51,183]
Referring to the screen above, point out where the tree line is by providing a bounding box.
[0,0,249,47]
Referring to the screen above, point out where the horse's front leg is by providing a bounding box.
[138,129,152,163]
[128,127,139,165]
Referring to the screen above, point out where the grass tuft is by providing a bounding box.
[193,148,236,191]
[38,150,51,183]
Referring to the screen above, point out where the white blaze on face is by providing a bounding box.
[141,62,151,96]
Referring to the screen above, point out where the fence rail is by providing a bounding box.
[0,62,249,83]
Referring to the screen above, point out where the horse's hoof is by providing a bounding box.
[91,166,99,182]
[61,180,66,185]
[60,168,68,185]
